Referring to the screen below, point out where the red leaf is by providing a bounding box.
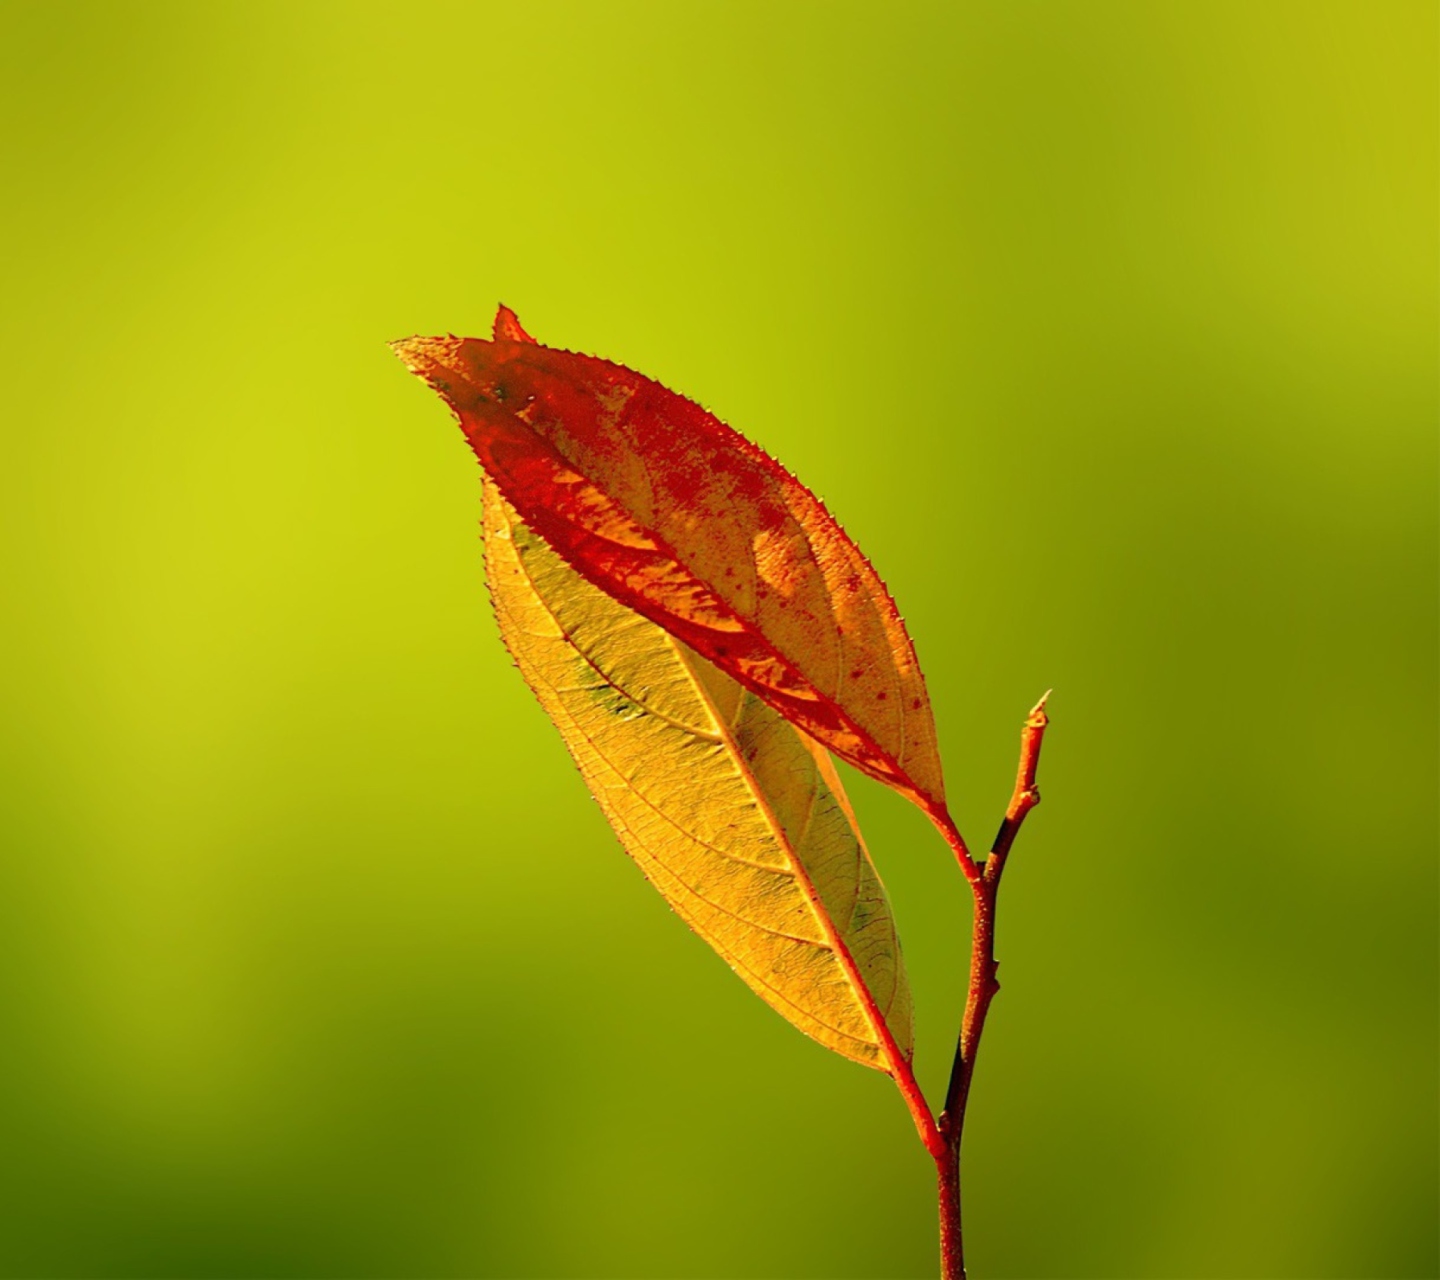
[392,309,947,815]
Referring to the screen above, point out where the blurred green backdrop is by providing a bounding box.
[1,2,1434,1277]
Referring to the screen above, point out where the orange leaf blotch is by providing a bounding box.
[393,310,948,813]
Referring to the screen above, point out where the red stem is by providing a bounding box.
[924,693,1051,1280]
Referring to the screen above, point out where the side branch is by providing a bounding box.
[944,690,1051,1126]
[984,690,1051,883]
[933,692,1052,1280]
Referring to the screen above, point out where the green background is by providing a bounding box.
[2,2,1434,1277]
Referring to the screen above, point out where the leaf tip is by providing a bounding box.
[389,334,468,396]
[493,304,537,344]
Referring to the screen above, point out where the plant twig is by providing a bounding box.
[929,693,1051,1280]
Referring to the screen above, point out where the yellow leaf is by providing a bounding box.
[483,477,914,1072]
